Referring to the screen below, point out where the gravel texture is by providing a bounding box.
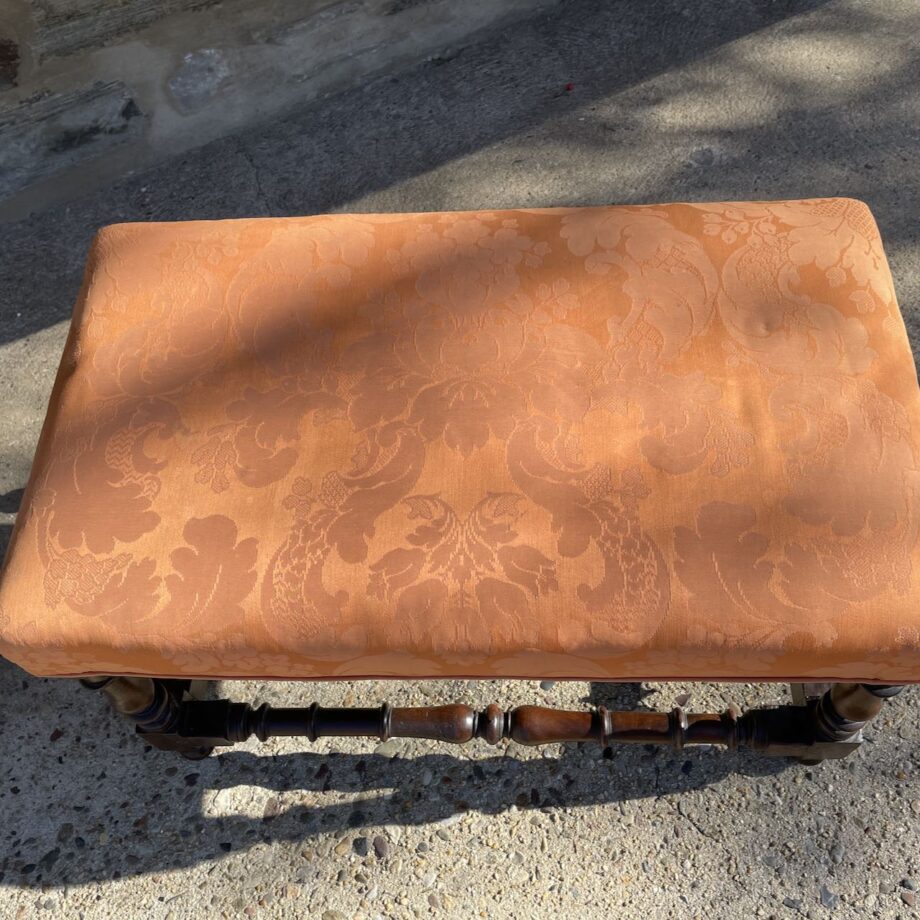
[1,0,919,917]
[0,677,917,919]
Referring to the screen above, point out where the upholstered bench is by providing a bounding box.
[0,198,916,761]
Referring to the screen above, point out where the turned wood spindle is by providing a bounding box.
[81,677,905,762]
[182,700,746,750]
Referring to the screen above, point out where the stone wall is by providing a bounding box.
[0,0,558,218]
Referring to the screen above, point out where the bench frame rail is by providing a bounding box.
[79,677,904,763]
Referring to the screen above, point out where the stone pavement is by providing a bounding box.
[1,1,919,917]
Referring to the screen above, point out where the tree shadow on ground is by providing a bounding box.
[0,0,916,894]
[0,0,840,348]
[0,656,794,888]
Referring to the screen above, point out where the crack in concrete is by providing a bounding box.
[674,797,720,844]
[236,139,273,216]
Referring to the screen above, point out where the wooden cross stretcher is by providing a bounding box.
[0,199,915,761]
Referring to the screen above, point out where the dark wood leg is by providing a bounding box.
[801,683,904,764]
[80,676,214,760]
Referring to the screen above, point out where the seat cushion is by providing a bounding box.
[2,198,920,682]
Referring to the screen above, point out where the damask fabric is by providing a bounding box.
[1,199,920,683]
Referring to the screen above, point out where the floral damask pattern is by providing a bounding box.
[367,492,558,653]
[1,199,920,683]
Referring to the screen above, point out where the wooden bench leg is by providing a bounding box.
[80,676,214,760]
[801,682,904,764]
[80,678,905,762]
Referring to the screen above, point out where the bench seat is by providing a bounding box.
[1,198,919,683]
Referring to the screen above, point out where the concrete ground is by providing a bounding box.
[1,0,919,917]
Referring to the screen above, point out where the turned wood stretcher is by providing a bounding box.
[0,199,916,762]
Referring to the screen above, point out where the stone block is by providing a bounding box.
[30,0,221,59]
[0,81,144,199]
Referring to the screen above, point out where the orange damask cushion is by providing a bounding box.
[1,199,919,682]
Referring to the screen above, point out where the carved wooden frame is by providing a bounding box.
[79,677,904,764]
